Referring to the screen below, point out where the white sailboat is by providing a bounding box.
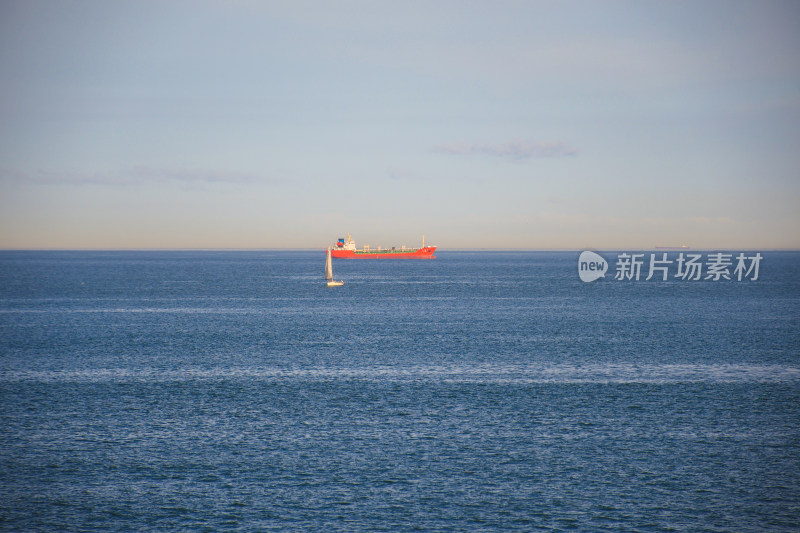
[325,247,344,287]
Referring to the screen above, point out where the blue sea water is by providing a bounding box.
[1,250,798,531]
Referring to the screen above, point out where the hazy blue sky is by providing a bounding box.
[1,0,798,249]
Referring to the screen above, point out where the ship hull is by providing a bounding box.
[331,247,436,259]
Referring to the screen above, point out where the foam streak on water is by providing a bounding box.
[2,363,799,384]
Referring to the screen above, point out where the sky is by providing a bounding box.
[1,0,798,250]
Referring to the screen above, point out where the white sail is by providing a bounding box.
[325,248,333,281]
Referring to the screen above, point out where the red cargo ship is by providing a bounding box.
[330,234,436,259]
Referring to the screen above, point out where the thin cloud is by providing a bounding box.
[2,169,128,186]
[434,140,578,160]
[131,166,262,185]
[3,167,267,186]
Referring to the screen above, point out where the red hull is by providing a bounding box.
[330,247,437,259]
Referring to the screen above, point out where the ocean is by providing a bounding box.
[1,250,798,531]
